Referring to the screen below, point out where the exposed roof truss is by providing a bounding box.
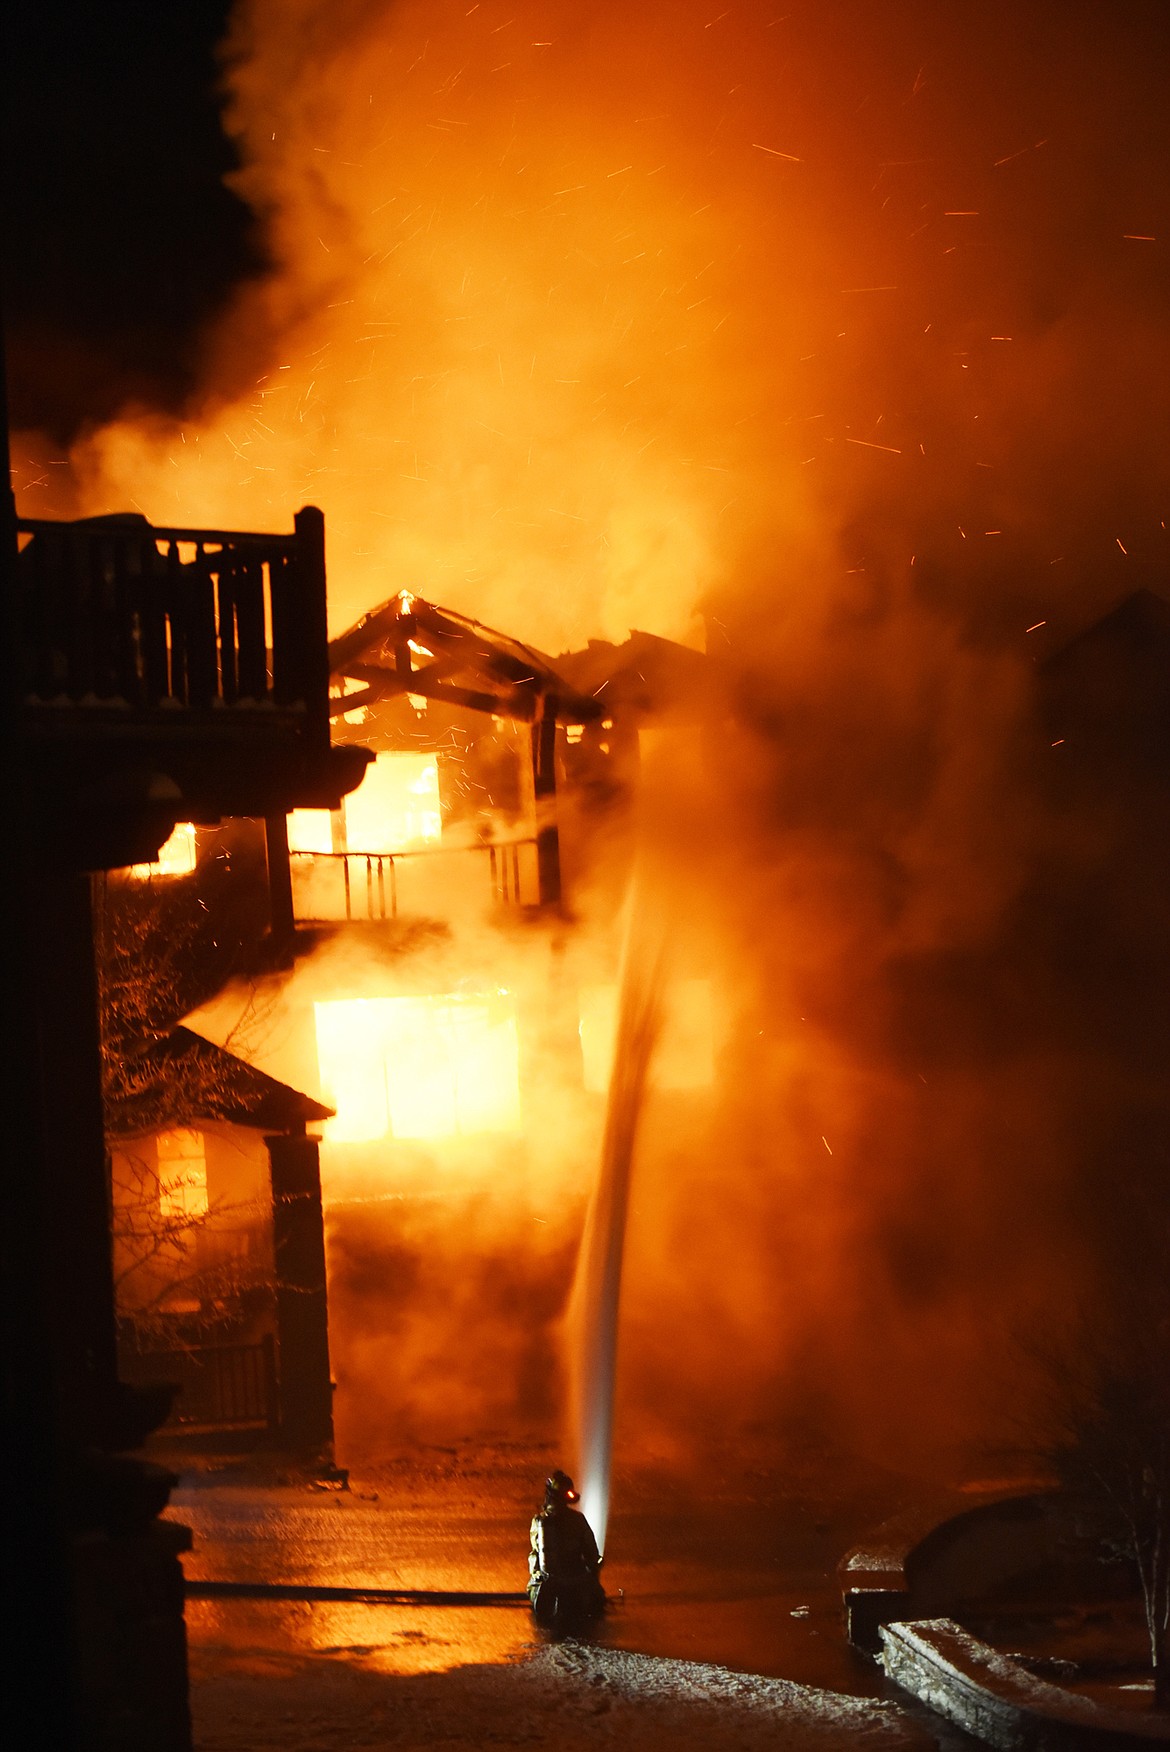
[328,592,602,724]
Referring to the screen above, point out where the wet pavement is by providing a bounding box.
[163,1438,982,1750]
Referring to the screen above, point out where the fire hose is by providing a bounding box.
[186,1580,529,1606]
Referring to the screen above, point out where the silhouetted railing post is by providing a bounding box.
[532,692,562,905]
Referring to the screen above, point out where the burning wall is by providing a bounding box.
[14,1,1170,1476]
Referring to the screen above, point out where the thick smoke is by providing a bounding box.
[17,1,1169,644]
[14,2,1170,1479]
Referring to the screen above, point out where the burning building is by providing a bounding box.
[151,585,716,1456]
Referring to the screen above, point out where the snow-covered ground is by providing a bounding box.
[191,1631,940,1751]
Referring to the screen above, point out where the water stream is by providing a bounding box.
[568,908,667,1554]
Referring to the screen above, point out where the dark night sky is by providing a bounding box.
[4,0,265,440]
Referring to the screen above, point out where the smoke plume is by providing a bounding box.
[14,1,1170,1480]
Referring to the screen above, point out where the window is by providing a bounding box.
[315,994,522,1142]
[342,753,441,852]
[157,1129,209,1219]
[288,809,335,854]
[288,754,442,858]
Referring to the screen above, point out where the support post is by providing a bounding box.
[265,1129,334,1456]
[264,813,296,965]
[4,860,194,1750]
[531,692,562,906]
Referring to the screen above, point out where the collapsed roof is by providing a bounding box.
[551,629,713,724]
[329,592,601,725]
[328,591,711,728]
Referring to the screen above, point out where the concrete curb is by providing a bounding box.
[880,1617,1170,1750]
[838,1486,1048,1653]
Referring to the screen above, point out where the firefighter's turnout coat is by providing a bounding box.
[528,1502,603,1618]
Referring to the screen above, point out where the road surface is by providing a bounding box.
[162,1434,981,1750]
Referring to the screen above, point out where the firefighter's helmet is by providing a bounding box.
[545,1469,580,1505]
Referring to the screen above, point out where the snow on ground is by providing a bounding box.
[192,1636,938,1752]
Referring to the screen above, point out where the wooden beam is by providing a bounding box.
[339,661,540,721]
[327,686,378,718]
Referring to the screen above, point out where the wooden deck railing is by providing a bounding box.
[16,507,329,739]
[290,838,540,920]
[119,1333,278,1431]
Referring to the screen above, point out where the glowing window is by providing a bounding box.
[578,980,716,1094]
[288,809,335,854]
[157,1129,209,1219]
[315,994,522,1142]
[343,753,441,852]
[128,822,197,879]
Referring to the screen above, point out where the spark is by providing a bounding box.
[1026,621,1047,633]
[994,139,1047,166]
[1123,234,1156,242]
[1051,739,1065,747]
[1117,538,1128,554]
[845,438,902,454]
[841,285,897,293]
[752,144,803,161]
[822,1137,833,1155]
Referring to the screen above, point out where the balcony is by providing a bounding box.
[14,506,371,868]
[290,837,541,922]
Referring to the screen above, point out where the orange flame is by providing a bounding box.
[315,993,522,1143]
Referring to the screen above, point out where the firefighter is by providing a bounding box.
[528,1469,605,1628]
